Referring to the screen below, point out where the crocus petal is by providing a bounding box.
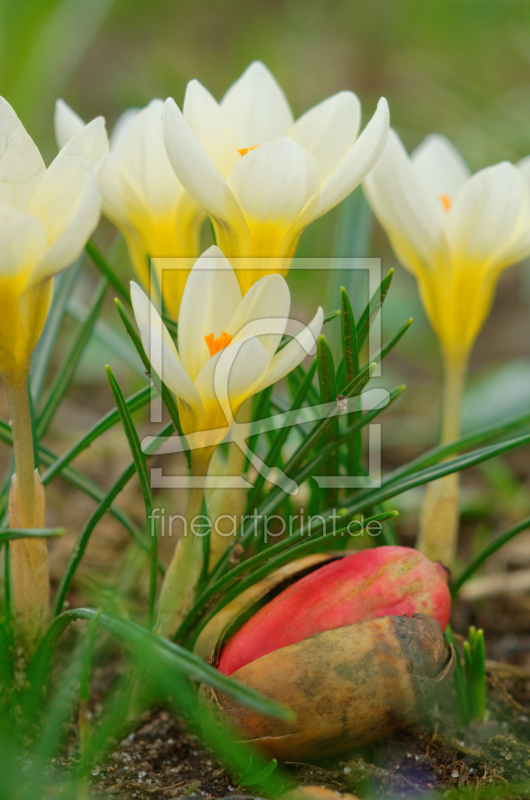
[220,61,293,149]
[178,246,242,382]
[226,137,320,224]
[183,80,240,178]
[130,281,203,420]
[27,118,107,280]
[54,103,108,170]
[162,98,248,238]
[0,207,46,281]
[54,102,133,225]
[109,108,140,157]
[194,336,271,426]
[444,162,529,264]
[287,91,361,184]
[255,306,324,392]
[312,97,390,221]
[411,134,470,203]
[363,129,444,271]
[228,273,290,358]
[54,99,86,149]
[0,96,46,210]
[117,100,182,217]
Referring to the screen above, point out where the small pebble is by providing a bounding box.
[451,770,459,779]
[91,767,100,777]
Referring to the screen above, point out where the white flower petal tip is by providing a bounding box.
[161,67,390,281]
[54,99,86,149]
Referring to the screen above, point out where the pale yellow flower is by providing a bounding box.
[364,130,530,365]
[161,61,389,293]
[55,99,205,319]
[0,96,107,385]
[364,130,530,566]
[130,244,323,459]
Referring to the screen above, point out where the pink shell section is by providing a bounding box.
[218,546,451,676]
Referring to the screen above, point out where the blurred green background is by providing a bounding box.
[4,0,530,164]
[2,0,530,510]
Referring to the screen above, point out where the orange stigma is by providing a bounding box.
[205,331,232,357]
[238,144,259,156]
[439,193,452,212]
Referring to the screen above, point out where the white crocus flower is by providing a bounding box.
[0,96,107,385]
[364,129,530,567]
[161,61,389,294]
[0,95,106,642]
[364,129,530,367]
[131,243,323,638]
[55,99,205,319]
[131,244,324,463]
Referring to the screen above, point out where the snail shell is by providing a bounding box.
[195,553,455,760]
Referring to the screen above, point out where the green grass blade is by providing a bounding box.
[37,277,108,438]
[445,625,469,725]
[0,528,64,542]
[106,366,157,629]
[372,317,413,365]
[30,259,82,403]
[52,463,135,617]
[356,269,394,349]
[248,361,318,507]
[86,239,129,302]
[0,419,143,546]
[28,609,295,721]
[340,287,362,475]
[451,514,530,597]
[317,335,339,504]
[40,384,152,485]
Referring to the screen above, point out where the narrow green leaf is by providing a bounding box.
[451,514,530,597]
[0,419,143,547]
[356,269,394,349]
[333,187,373,260]
[323,309,341,324]
[248,361,318,508]
[41,384,152,485]
[0,528,64,542]
[28,609,295,721]
[106,366,157,629]
[30,259,82,403]
[340,287,362,474]
[52,419,174,617]
[317,335,339,505]
[37,278,108,437]
[86,239,129,302]
[445,625,469,725]
[372,317,413,365]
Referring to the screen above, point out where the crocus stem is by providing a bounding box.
[4,375,49,645]
[440,352,467,445]
[417,352,467,566]
[155,449,211,639]
[5,377,36,528]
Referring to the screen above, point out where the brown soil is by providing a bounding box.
[83,660,530,800]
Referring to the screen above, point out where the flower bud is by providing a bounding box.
[218,546,450,675]
[195,552,455,760]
